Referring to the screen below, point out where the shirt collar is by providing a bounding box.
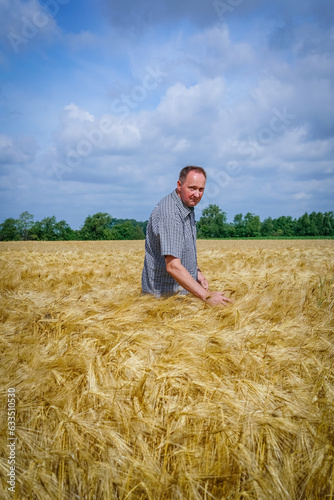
[171,189,194,219]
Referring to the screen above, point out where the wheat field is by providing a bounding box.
[0,239,333,500]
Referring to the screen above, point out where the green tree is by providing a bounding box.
[131,225,146,240]
[308,211,329,236]
[243,213,261,237]
[109,221,145,240]
[323,212,334,236]
[0,218,21,241]
[261,217,274,237]
[233,213,245,237]
[309,212,319,236]
[110,221,134,240]
[295,213,311,236]
[17,211,34,240]
[31,216,59,240]
[272,216,296,237]
[109,219,146,240]
[197,204,228,238]
[80,212,113,240]
[55,220,76,240]
[315,212,324,235]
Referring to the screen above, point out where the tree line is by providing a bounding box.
[0,212,147,241]
[0,206,333,241]
[197,205,334,238]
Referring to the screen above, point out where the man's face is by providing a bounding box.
[176,171,206,207]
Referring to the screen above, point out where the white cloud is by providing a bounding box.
[63,103,95,123]
[0,133,37,165]
[48,104,143,183]
[183,24,255,77]
[1,0,62,54]
[172,138,191,152]
[293,192,312,200]
[156,78,225,131]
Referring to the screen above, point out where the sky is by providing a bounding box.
[0,0,333,229]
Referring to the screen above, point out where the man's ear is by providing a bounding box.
[176,179,182,192]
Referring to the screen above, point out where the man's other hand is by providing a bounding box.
[197,271,209,290]
[205,291,234,306]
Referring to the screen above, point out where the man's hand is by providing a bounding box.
[165,256,234,307]
[205,291,234,306]
[197,270,209,290]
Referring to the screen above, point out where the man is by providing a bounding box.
[142,166,233,306]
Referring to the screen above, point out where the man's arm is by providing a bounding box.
[165,255,233,306]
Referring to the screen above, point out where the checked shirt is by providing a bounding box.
[142,189,198,297]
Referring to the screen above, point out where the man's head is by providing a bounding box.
[176,166,207,207]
